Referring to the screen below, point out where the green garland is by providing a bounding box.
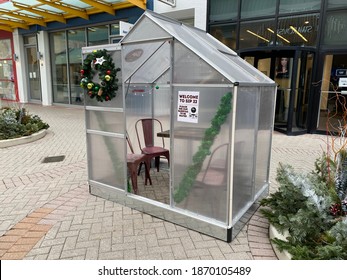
[80,49,120,102]
[173,92,233,203]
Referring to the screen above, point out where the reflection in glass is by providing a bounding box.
[241,0,276,19]
[210,0,237,22]
[323,11,347,46]
[68,29,86,105]
[239,20,275,49]
[26,47,41,100]
[277,14,319,46]
[279,0,321,14]
[88,25,109,46]
[0,39,11,59]
[319,54,347,133]
[210,24,237,50]
[0,60,15,100]
[50,31,68,104]
[327,0,347,9]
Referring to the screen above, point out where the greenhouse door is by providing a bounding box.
[242,50,314,135]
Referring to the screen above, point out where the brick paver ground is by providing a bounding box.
[0,103,328,260]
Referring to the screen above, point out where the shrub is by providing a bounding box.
[260,157,347,260]
[0,107,49,140]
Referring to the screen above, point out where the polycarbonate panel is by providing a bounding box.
[86,111,124,133]
[144,12,271,84]
[225,55,274,83]
[232,87,257,224]
[172,87,232,223]
[126,41,171,84]
[254,86,275,195]
[125,83,171,154]
[121,16,171,44]
[174,42,231,84]
[87,134,125,189]
[122,41,169,82]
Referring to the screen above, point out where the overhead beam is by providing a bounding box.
[80,0,115,15]
[37,0,89,20]
[0,10,46,26]
[0,18,29,29]
[0,24,12,32]
[12,2,66,24]
[126,0,146,10]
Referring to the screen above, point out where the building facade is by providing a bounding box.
[207,0,347,135]
[0,0,150,106]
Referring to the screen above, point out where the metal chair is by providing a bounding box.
[135,118,170,173]
[184,143,229,220]
[126,132,152,194]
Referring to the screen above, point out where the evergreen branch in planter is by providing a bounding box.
[173,91,232,203]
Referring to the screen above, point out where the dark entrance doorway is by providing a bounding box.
[240,49,314,135]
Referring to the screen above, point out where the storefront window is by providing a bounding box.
[210,0,238,22]
[88,25,109,46]
[279,0,321,14]
[318,54,347,133]
[50,31,68,104]
[0,39,11,59]
[323,11,347,46]
[0,47,15,100]
[23,36,36,45]
[277,14,319,46]
[239,20,275,49]
[241,0,276,19]
[68,29,86,105]
[327,0,347,9]
[210,24,237,50]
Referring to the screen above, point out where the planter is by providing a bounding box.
[269,224,293,260]
[0,129,47,148]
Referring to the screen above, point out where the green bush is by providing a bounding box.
[0,107,49,140]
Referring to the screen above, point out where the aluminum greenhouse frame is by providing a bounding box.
[84,11,276,242]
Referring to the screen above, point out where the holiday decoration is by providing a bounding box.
[80,49,120,102]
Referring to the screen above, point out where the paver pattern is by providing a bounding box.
[0,103,328,260]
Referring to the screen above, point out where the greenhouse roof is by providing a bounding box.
[121,10,275,84]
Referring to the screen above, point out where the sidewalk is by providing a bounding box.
[0,104,327,260]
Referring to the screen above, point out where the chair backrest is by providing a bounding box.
[200,143,229,183]
[126,131,135,154]
[135,118,165,150]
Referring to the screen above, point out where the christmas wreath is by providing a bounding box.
[80,49,120,102]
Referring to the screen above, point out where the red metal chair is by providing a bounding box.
[135,118,170,173]
[126,132,152,194]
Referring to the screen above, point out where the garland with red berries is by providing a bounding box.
[80,49,120,102]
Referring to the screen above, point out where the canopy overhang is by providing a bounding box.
[0,0,146,32]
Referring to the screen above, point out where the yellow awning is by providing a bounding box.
[0,0,146,32]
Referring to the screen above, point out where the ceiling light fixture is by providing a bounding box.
[267,28,290,43]
[246,30,269,42]
[290,26,308,42]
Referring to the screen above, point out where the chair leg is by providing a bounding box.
[137,162,143,176]
[129,166,138,194]
[155,156,160,172]
[144,160,152,185]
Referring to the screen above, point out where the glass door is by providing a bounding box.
[25,42,41,101]
[242,50,313,134]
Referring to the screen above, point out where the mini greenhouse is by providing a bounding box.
[83,11,276,242]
